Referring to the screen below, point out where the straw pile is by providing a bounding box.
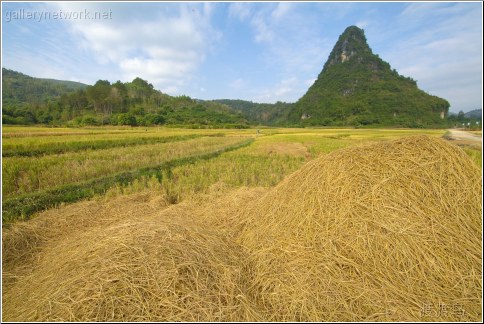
[2,187,266,321]
[239,135,482,321]
[2,135,482,321]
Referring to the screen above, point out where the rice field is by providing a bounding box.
[2,126,482,321]
[3,126,475,221]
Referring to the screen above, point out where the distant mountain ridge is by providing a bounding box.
[464,109,482,119]
[289,26,450,127]
[2,68,87,105]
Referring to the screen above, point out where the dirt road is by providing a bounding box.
[446,129,482,149]
[448,129,482,142]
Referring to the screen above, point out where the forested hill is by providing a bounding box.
[465,109,482,119]
[211,99,292,126]
[2,69,248,127]
[289,26,450,128]
[2,68,87,105]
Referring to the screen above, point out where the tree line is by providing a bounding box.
[2,69,248,128]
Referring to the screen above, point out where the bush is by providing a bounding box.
[143,114,165,126]
[81,115,99,126]
[118,113,137,126]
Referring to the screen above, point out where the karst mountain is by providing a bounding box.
[288,26,450,127]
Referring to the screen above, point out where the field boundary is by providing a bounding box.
[2,138,254,223]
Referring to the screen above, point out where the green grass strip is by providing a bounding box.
[2,134,213,157]
[2,138,253,223]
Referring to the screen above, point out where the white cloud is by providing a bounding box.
[236,5,328,77]
[381,2,482,112]
[251,11,275,43]
[48,2,220,94]
[253,77,303,103]
[229,78,246,90]
[228,2,251,21]
[305,78,316,87]
[271,2,293,21]
[274,77,298,97]
[356,20,368,29]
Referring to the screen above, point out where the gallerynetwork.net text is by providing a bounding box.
[5,9,113,22]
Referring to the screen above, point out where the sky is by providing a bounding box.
[1,1,482,113]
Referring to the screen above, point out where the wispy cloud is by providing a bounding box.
[229,78,246,90]
[228,2,251,21]
[2,2,100,83]
[253,77,305,103]
[226,2,333,102]
[380,2,482,112]
[48,2,221,93]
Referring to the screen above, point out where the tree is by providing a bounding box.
[457,110,465,122]
[86,80,111,113]
[129,77,154,100]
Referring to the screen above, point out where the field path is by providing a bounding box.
[447,129,482,143]
[445,129,482,151]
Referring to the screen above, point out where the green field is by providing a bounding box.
[2,125,475,223]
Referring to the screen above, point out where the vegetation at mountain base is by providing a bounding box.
[211,99,293,126]
[446,109,482,129]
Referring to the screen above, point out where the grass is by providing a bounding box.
[2,134,205,157]
[2,136,249,198]
[3,126,481,321]
[1,125,255,138]
[2,139,253,222]
[463,147,482,169]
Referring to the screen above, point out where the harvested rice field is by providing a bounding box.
[2,126,482,321]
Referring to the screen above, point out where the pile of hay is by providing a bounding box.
[3,135,481,321]
[2,188,266,322]
[239,135,482,321]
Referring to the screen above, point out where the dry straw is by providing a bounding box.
[239,135,482,321]
[2,187,265,321]
[2,135,482,321]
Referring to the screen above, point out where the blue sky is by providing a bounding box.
[2,1,482,113]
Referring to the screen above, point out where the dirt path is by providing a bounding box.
[446,129,482,149]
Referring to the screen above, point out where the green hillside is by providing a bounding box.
[2,68,87,105]
[2,70,247,128]
[289,26,450,127]
[211,99,292,125]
